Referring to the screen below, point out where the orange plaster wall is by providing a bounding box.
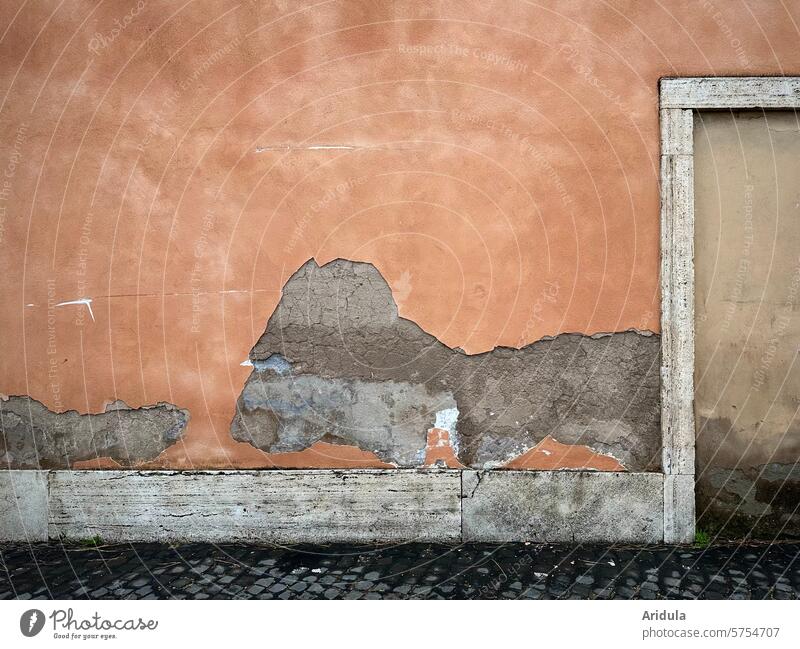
[1,0,800,468]
[503,436,625,472]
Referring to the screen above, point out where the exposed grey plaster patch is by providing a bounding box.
[231,374,455,465]
[0,396,188,469]
[235,258,661,469]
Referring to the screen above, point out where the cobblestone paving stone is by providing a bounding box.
[0,542,797,600]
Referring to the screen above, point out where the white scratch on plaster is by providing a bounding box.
[55,298,94,322]
[306,145,357,150]
[255,144,359,152]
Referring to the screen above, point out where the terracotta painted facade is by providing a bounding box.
[1,2,799,474]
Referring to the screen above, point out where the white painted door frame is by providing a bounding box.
[659,76,800,543]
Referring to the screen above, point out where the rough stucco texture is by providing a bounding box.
[2,1,800,469]
[694,111,800,537]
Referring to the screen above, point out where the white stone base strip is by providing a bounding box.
[47,470,462,543]
[664,473,695,544]
[1,469,675,543]
[462,471,664,543]
[0,471,48,541]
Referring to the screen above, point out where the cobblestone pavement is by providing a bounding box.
[1,542,798,599]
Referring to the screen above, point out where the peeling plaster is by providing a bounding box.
[234,258,661,469]
[0,395,188,469]
[232,374,455,466]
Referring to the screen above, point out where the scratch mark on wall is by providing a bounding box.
[254,144,360,153]
[54,298,94,322]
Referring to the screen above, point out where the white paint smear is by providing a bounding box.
[434,407,458,434]
[55,298,94,322]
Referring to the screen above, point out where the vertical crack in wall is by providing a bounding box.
[231,258,661,469]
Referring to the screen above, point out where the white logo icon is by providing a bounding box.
[20,609,45,637]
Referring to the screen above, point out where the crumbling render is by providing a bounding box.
[232,374,456,466]
[0,396,188,469]
[263,440,394,468]
[232,259,661,469]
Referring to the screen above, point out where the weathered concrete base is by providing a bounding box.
[0,469,678,543]
[0,471,48,541]
[48,470,462,543]
[462,471,664,543]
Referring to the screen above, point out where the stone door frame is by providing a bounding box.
[659,76,800,543]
